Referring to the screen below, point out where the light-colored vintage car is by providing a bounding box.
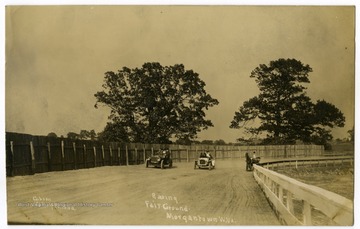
[194,152,215,170]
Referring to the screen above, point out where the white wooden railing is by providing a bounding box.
[253,164,353,226]
[259,156,354,170]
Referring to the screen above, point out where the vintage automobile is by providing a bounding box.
[194,152,215,170]
[145,149,173,169]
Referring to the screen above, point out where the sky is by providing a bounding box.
[4,3,356,143]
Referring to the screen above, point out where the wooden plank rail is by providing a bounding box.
[259,156,354,170]
[253,164,353,226]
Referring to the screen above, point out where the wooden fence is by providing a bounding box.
[5,132,324,176]
[259,156,354,170]
[253,163,353,226]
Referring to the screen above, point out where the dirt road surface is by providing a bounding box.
[6,159,280,225]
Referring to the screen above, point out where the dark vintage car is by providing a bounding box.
[245,152,261,171]
[145,150,173,169]
[194,152,215,170]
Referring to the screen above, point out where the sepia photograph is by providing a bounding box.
[1,1,357,228]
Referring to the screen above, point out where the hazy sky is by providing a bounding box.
[5,5,355,143]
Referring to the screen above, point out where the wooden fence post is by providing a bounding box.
[30,141,36,174]
[143,145,146,163]
[186,148,189,162]
[286,191,294,214]
[10,141,14,176]
[279,187,284,204]
[61,140,65,171]
[102,145,105,166]
[47,142,52,172]
[303,200,312,225]
[109,145,113,166]
[126,145,129,166]
[83,144,87,168]
[93,146,97,167]
[118,147,121,165]
[73,142,77,170]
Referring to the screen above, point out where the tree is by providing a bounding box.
[95,62,219,143]
[47,132,58,138]
[79,130,97,140]
[214,139,226,145]
[67,132,79,140]
[97,123,129,143]
[201,140,214,145]
[230,58,345,145]
[347,126,354,142]
[79,130,89,140]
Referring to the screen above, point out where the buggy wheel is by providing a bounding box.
[161,160,164,169]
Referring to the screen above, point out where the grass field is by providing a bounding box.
[275,166,354,200]
[274,164,354,226]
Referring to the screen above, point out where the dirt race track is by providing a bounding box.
[6,159,280,225]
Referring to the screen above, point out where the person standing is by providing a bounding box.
[252,151,257,159]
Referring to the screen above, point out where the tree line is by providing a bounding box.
[94,59,346,146]
[47,130,230,145]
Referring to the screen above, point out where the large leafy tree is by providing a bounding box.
[95,62,219,143]
[230,58,345,145]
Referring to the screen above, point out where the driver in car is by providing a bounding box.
[205,151,215,167]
